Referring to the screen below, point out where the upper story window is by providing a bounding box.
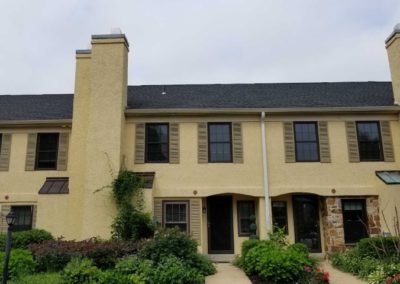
[145,123,169,163]
[35,133,59,170]
[208,123,232,163]
[294,122,319,162]
[356,122,383,161]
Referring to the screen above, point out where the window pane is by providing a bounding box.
[209,143,231,162]
[294,123,319,162]
[238,201,255,235]
[296,142,319,161]
[208,123,232,162]
[36,133,59,170]
[164,203,188,232]
[11,206,33,232]
[146,124,169,162]
[209,124,230,142]
[356,122,382,161]
[272,201,288,234]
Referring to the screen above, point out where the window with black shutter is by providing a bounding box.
[145,123,169,163]
[356,122,383,161]
[208,123,232,163]
[35,133,59,170]
[294,122,319,162]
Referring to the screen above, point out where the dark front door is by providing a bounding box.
[293,195,321,252]
[207,195,234,254]
[342,199,369,243]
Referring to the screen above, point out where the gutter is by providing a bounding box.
[261,112,272,236]
[0,119,72,128]
[125,106,400,116]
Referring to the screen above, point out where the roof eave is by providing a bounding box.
[125,106,400,116]
[0,119,72,128]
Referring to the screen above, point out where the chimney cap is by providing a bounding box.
[385,23,400,45]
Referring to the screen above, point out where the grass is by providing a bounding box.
[9,272,62,284]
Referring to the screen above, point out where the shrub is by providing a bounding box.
[60,258,99,284]
[0,229,53,251]
[0,249,36,281]
[138,228,215,276]
[9,273,62,284]
[151,255,204,284]
[357,237,400,260]
[96,270,133,284]
[29,238,139,271]
[112,209,155,241]
[239,240,314,283]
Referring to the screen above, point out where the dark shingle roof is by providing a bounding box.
[0,82,395,121]
[0,94,73,121]
[127,82,394,109]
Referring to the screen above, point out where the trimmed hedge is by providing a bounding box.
[0,229,53,251]
[357,236,400,260]
[29,238,140,271]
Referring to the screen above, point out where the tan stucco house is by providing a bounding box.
[1,25,400,256]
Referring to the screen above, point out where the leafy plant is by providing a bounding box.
[60,258,99,284]
[0,229,53,251]
[29,238,139,271]
[0,249,36,281]
[110,171,155,241]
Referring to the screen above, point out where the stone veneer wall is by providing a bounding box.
[321,196,381,253]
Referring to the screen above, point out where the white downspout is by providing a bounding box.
[261,112,272,235]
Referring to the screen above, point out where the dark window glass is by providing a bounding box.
[0,134,2,154]
[342,199,369,243]
[237,201,255,236]
[36,133,59,170]
[145,123,169,163]
[208,123,232,162]
[356,122,383,161]
[272,201,288,234]
[294,122,319,162]
[11,206,33,232]
[164,202,188,232]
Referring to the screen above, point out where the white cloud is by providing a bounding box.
[0,0,399,94]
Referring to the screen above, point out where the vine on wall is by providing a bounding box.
[110,170,155,240]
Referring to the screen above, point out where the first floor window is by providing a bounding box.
[272,201,288,234]
[342,199,369,243]
[11,206,33,232]
[237,201,255,236]
[36,133,59,170]
[164,201,188,232]
[145,123,169,163]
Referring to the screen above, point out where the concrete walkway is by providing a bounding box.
[321,261,367,284]
[205,263,252,284]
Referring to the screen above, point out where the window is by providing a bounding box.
[272,201,288,234]
[164,201,188,232]
[208,123,232,163]
[356,122,383,161]
[342,199,368,243]
[237,201,255,236]
[294,122,319,162]
[11,206,33,232]
[35,133,59,170]
[145,123,169,163]
[0,133,2,154]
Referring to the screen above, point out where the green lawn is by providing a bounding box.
[9,273,62,284]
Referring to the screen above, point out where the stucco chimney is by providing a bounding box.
[386,24,400,105]
[69,30,130,239]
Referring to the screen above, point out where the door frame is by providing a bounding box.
[207,195,234,254]
[292,194,322,253]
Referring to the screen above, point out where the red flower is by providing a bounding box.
[316,267,321,272]
[395,274,400,280]
[323,271,330,281]
[387,276,393,283]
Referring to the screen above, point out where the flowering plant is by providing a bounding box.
[385,273,400,284]
[303,265,329,283]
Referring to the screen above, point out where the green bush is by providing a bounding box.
[96,270,133,284]
[239,240,314,284]
[9,273,62,284]
[60,258,99,284]
[139,228,215,276]
[0,229,53,251]
[0,249,36,281]
[112,209,155,241]
[357,236,400,260]
[151,255,204,284]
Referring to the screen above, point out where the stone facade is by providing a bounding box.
[321,196,381,253]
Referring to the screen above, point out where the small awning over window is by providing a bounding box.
[376,171,400,185]
[134,172,155,189]
[39,177,69,194]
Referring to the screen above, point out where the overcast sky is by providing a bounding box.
[0,1,400,94]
